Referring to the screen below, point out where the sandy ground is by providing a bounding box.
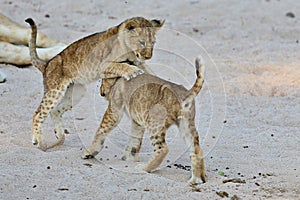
[0,0,299,199]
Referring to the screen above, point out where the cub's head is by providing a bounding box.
[117,17,164,61]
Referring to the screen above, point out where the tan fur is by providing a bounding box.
[83,56,206,184]
[25,17,164,150]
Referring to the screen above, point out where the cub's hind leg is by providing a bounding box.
[82,104,123,159]
[144,127,168,172]
[48,83,86,149]
[179,118,206,184]
[143,104,169,172]
[122,120,145,161]
[32,78,72,151]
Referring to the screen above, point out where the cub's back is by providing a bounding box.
[111,74,190,124]
[122,74,189,100]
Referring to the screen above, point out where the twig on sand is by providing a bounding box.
[222,178,246,184]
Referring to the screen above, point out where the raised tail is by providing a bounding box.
[25,18,47,73]
[185,55,205,101]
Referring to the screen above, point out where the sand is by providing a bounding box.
[0,0,299,199]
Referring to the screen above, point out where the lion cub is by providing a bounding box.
[25,17,164,151]
[83,56,206,184]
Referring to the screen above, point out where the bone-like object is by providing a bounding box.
[0,41,66,65]
[0,70,6,83]
[0,13,66,47]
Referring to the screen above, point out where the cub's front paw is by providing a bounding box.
[124,68,144,80]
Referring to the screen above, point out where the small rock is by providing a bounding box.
[83,163,92,168]
[128,188,137,191]
[216,191,229,198]
[75,117,84,120]
[223,178,246,184]
[57,188,69,191]
[193,28,199,32]
[45,14,50,18]
[231,195,240,200]
[191,187,202,192]
[286,12,295,18]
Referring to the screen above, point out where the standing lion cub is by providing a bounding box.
[83,56,206,184]
[25,17,164,151]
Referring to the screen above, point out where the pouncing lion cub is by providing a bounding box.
[82,56,206,184]
[25,17,164,151]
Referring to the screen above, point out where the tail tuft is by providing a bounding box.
[182,55,205,105]
[25,18,35,26]
[195,55,205,78]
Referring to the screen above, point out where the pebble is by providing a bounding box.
[193,28,199,32]
[173,163,191,171]
[286,12,295,18]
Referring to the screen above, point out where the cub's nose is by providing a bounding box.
[144,54,152,59]
[140,48,153,60]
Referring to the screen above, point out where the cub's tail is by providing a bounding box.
[25,18,47,73]
[184,55,205,102]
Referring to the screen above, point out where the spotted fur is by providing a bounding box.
[83,56,206,184]
[25,17,164,150]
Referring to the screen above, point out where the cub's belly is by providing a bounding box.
[74,64,102,84]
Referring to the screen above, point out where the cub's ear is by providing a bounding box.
[151,19,165,28]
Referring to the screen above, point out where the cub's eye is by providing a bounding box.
[151,41,156,45]
[139,40,146,47]
[128,25,135,31]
